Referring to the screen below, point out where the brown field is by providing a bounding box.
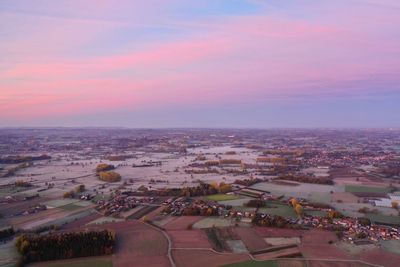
[234,227,268,252]
[168,229,211,248]
[127,205,159,220]
[8,208,67,229]
[145,206,165,221]
[0,197,49,217]
[90,221,170,267]
[331,192,360,203]
[333,177,387,187]
[61,212,102,230]
[254,227,306,238]
[359,248,400,267]
[163,216,204,230]
[172,249,250,267]
[254,247,302,260]
[299,229,351,260]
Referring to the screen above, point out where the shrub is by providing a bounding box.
[98,171,121,182]
[96,164,115,172]
[75,184,85,193]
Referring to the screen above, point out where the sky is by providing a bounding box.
[1,0,399,128]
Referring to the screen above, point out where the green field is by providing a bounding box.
[207,194,239,201]
[365,213,400,225]
[0,185,31,197]
[43,259,112,267]
[91,194,111,203]
[258,202,297,219]
[345,185,391,194]
[379,240,400,255]
[223,260,277,267]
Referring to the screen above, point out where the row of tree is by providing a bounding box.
[234,177,263,186]
[0,227,14,240]
[16,230,115,264]
[276,175,334,185]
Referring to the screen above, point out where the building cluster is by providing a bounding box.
[95,194,156,217]
[164,197,400,243]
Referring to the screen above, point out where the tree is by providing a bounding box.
[138,185,148,192]
[289,198,298,207]
[75,184,85,193]
[327,210,343,219]
[294,204,303,216]
[391,201,399,210]
[210,181,219,190]
[218,182,232,193]
[63,191,74,198]
[96,164,115,172]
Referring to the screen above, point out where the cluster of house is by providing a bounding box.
[95,194,156,217]
[164,197,400,243]
[163,197,225,216]
[331,217,400,242]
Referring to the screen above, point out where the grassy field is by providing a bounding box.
[345,185,391,193]
[222,260,277,267]
[379,240,400,255]
[44,199,79,208]
[258,202,297,219]
[365,213,400,225]
[58,203,81,211]
[0,185,31,197]
[207,194,239,201]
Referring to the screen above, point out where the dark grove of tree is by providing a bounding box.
[16,230,115,264]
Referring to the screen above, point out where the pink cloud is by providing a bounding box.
[1,5,399,122]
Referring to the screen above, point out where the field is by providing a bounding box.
[222,259,278,267]
[379,240,400,255]
[249,182,341,204]
[218,198,253,206]
[0,185,33,197]
[359,248,400,267]
[168,229,211,248]
[0,196,49,217]
[0,239,19,266]
[193,217,234,228]
[163,216,204,230]
[31,258,113,267]
[365,213,400,225]
[233,227,268,252]
[331,192,360,203]
[172,249,250,267]
[345,185,391,194]
[90,221,170,267]
[299,229,351,260]
[258,202,297,219]
[61,212,102,230]
[207,194,240,201]
[255,227,305,238]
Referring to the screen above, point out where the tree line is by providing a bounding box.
[16,230,115,264]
